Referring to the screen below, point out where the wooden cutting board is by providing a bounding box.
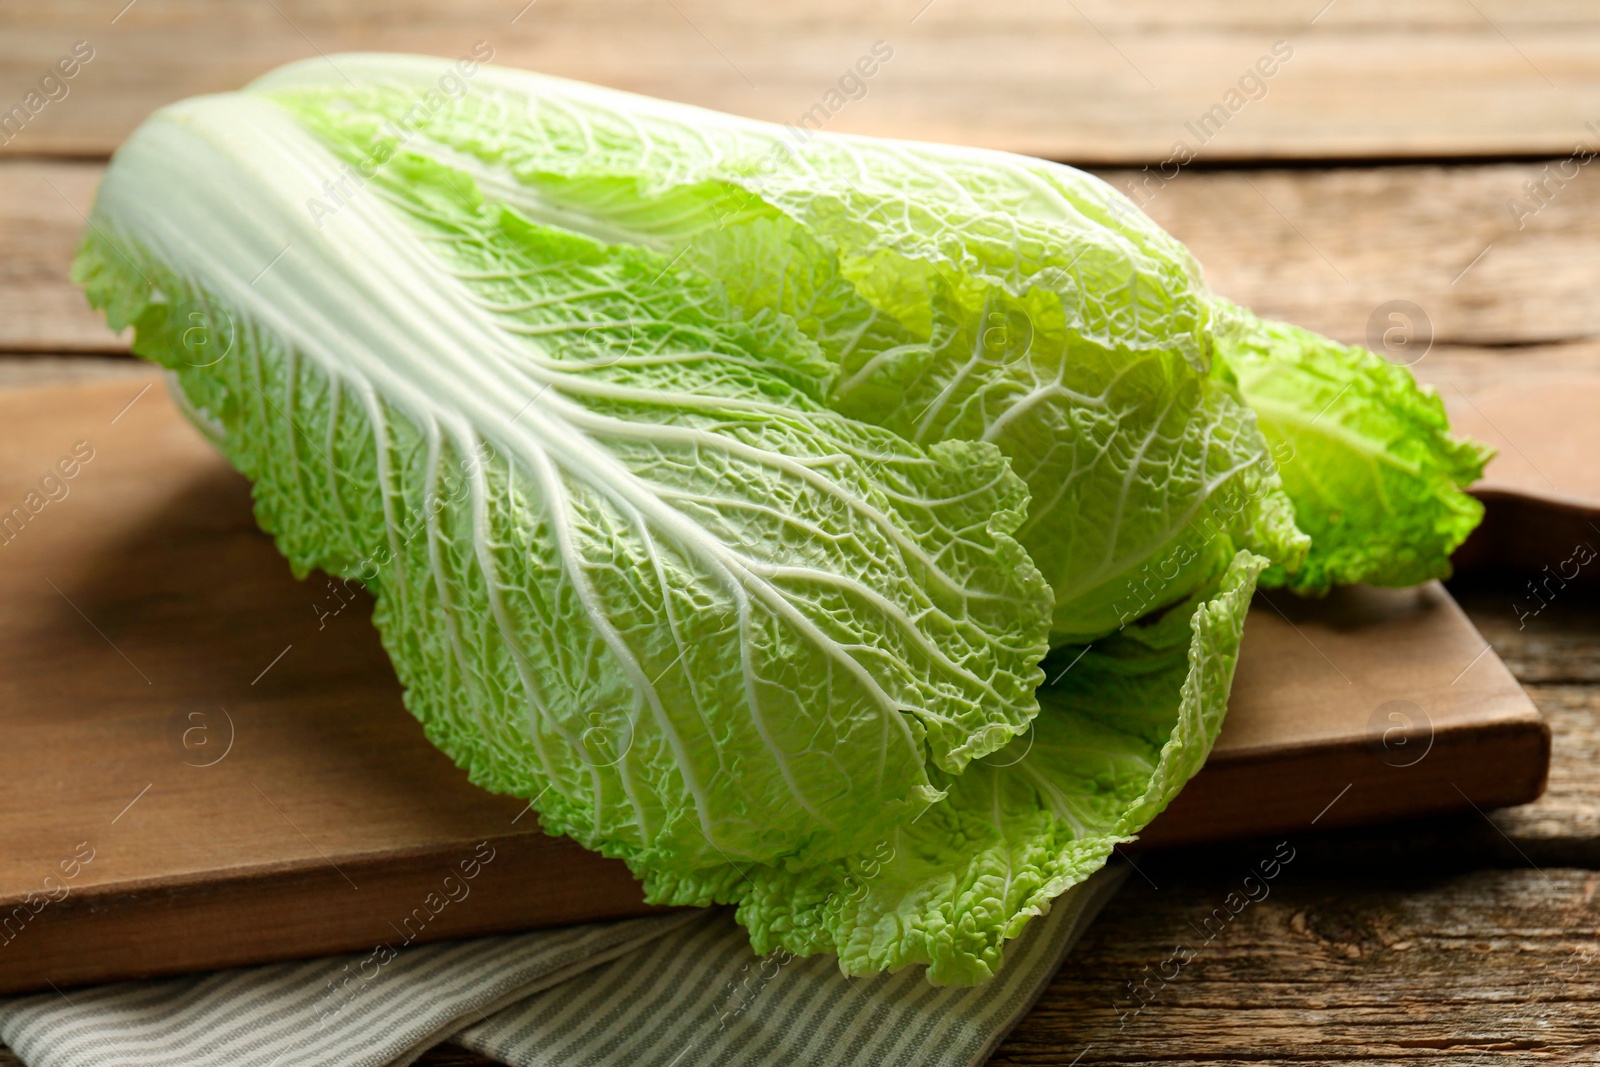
[0,376,1547,994]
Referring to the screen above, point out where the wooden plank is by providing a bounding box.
[14,159,1600,355]
[0,373,1545,994]
[0,162,122,353]
[1104,166,1600,349]
[2,1,1600,164]
[989,867,1600,1065]
[1457,575,1600,687]
[1451,575,1600,859]
[0,352,144,387]
[1496,686,1600,853]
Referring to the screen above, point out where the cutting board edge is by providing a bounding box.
[1136,715,1551,851]
[1203,692,1546,767]
[0,832,663,995]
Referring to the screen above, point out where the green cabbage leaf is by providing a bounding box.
[72,54,1478,983]
[1212,300,1492,594]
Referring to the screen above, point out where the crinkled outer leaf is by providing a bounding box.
[74,54,1310,983]
[693,222,1303,641]
[647,549,1267,984]
[1212,300,1492,594]
[253,53,1306,640]
[75,93,1055,877]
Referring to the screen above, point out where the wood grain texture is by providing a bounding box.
[2,1,1600,164]
[1463,579,1600,688]
[1452,578,1600,860]
[989,867,1600,1065]
[1103,166,1600,349]
[0,353,145,386]
[1499,687,1600,852]
[0,162,121,353]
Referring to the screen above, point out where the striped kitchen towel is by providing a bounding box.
[0,913,695,1067]
[0,869,1124,1067]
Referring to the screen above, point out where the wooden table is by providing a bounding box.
[4,3,1598,1062]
